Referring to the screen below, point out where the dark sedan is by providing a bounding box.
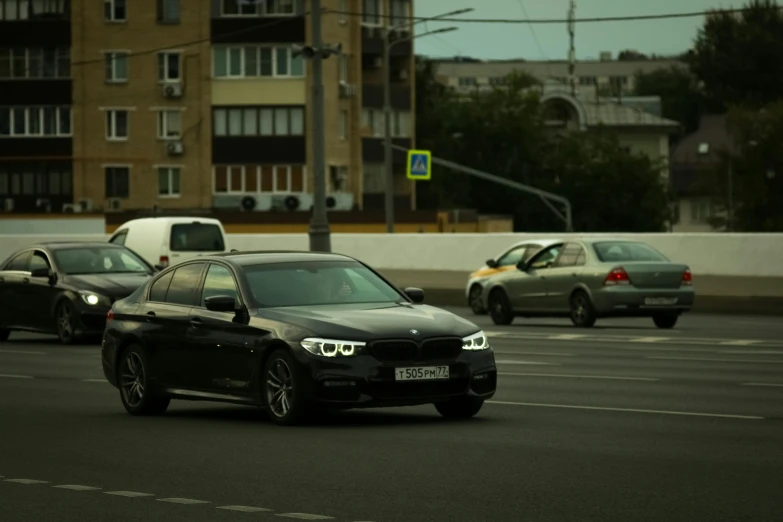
[0,242,155,344]
[101,251,497,425]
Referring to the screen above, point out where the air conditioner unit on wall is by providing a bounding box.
[3,198,14,212]
[167,141,184,155]
[106,198,122,211]
[162,83,183,98]
[62,203,81,213]
[339,81,355,99]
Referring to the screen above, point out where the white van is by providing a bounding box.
[108,217,229,269]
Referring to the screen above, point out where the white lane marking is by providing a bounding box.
[720,350,783,355]
[82,379,109,383]
[104,491,154,497]
[217,505,272,513]
[631,337,670,343]
[276,514,334,520]
[742,383,783,388]
[0,374,34,379]
[495,360,559,366]
[4,479,49,484]
[0,349,46,355]
[483,330,511,337]
[548,334,587,340]
[157,497,210,505]
[648,356,783,365]
[719,340,760,346]
[487,400,764,420]
[53,485,101,491]
[494,351,575,357]
[499,372,659,382]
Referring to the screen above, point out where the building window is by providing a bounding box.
[392,111,410,138]
[104,0,127,21]
[156,110,181,139]
[105,110,128,140]
[0,0,30,20]
[212,45,304,79]
[157,166,181,197]
[0,165,72,197]
[0,48,70,79]
[213,107,304,137]
[579,76,596,86]
[390,0,410,29]
[30,0,68,17]
[338,54,348,83]
[690,199,712,223]
[329,165,349,192]
[157,52,181,82]
[157,0,180,23]
[213,165,306,194]
[105,52,129,83]
[362,163,385,193]
[337,0,347,23]
[488,76,505,86]
[458,76,476,87]
[219,0,299,16]
[338,110,347,139]
[0,106,71,137]
[362,0,381,24]
[361,109,384,137]
[105,166,130,198]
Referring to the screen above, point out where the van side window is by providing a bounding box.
[170,223,225,252]
[109,230,128,246]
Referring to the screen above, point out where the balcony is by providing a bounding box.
[0,1,70,46]
[0,80,71,104]
[212,136,306,164]
[361,84,411,110]
[361,26,412,56]
[212,17,305,44]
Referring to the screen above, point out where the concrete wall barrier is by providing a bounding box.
[1,232,782,277]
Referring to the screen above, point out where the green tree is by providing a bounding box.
[633,65,704,134]
[687,0,783,109]
[698,103,783,231]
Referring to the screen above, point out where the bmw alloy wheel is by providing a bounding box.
[57,302,76,344]
[266,359,294,418]
[120,352,146,408]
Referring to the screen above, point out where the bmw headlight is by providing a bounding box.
[78,290,111,307]
[462,330,489,351]
[300,338,366,358]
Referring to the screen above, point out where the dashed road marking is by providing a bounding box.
[720,340,761,346]
[53,484,101,491]
[495,351,575,357]
[487,400,765,420]
[549,334,587,340]
[648,356,783,365]
[0,349,46,355]
[0,374,34,379]
[4,478,49,484]
[82,379,109,383]
[277,514,334,520]
[721,350,783,355]
[157,497,210,505]
[104,491,155,498]
[631,337,671,343]
[495,360,559,366]
[742,383,783,388]
[499,372,659,382]
[217,505,272,513]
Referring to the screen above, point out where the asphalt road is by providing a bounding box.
[1,311,782,522]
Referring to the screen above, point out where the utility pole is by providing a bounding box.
[308,0,331,252]
[382,36,395,233]
[567,0,576,97]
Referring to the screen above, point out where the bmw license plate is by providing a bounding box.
[644,297,678,305]
[395,366,450,381]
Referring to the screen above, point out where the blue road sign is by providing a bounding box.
[406,149,432,180]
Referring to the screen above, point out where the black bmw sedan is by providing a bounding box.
[0,242,155,344]
[101,251,497,425]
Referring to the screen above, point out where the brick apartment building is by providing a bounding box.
[0,0,416,214]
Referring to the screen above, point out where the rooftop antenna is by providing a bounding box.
[567,0,576,96]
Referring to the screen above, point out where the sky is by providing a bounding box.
[413,0,757,60]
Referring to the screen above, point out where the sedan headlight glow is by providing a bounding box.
[462,330,489,351]
[78,290,111,307]
[300,338,366,358]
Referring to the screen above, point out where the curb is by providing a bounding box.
[417,288,783,317]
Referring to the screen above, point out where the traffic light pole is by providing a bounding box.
[308,0,331,252]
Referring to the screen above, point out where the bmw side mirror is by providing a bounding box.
[204,295,237,312]
[486,259,498,268]
[30,267,51,278]
[404,287,425,304]
[516,260,529,271]
[153,264,165,271]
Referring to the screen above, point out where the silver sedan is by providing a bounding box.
[481,239,695,328]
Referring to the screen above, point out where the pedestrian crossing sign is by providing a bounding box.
[406,149,431,180]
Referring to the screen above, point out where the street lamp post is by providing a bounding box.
[382,9,473,234]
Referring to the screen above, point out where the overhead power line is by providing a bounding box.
[325,5,782,25]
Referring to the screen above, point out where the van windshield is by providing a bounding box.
[170,223,225,252]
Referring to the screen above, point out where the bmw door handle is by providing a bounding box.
[145,311,156,322]
[0,277,4,283]
[190,317,203,327]
[22,278,30,284]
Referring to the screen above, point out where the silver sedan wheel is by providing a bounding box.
[120,352,145,408]
[266,359,294,417]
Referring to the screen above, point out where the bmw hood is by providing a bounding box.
[259,303,482,342]
[66,273,152,298]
